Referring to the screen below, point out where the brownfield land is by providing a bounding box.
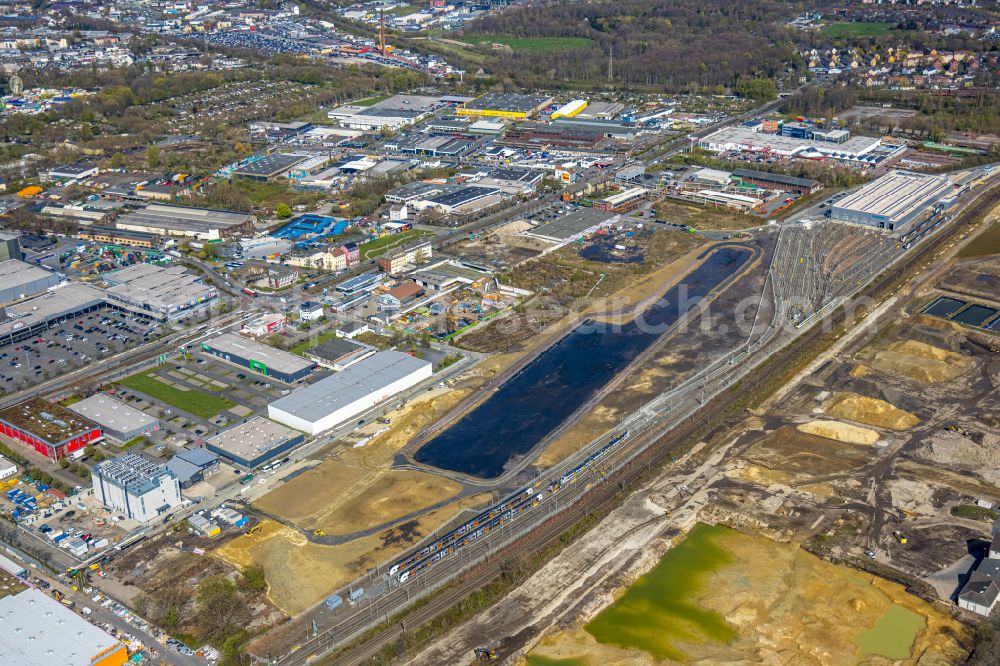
[524,529,968,666]
[217,494,489,617]
[457,229,705,354]
[655,198,761,231]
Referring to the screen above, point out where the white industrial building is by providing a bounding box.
[91,453,181,523]
[698,126,881,160]
[0,588,127,665]
[0,455,16,480]
[830,170,953,232]
[268,351,433,435]
[0,259,61,305]
[67,394,159,443]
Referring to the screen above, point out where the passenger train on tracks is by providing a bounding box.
[388,430,629,584]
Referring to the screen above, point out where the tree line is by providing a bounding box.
[452,0,800,92]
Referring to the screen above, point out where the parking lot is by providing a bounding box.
[112,348,314,449]
[0,308,163,389]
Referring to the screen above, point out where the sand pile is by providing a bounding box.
[849,364,872,378]
[871,340,972,383]
[824,392,920,430]
[798,420,880,446]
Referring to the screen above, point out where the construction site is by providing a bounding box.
[362,186,1000,666]
[78,167,990,666]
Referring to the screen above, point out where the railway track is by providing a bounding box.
[297,181,1000,666]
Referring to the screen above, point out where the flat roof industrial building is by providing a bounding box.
[91,453,181,523]
[526,209,617,243]
[67,394,159,443]
[306,336,375,370]
[457,93,553,119]
[205,416,304,468]
[415,185,502,215]
[78,225,159,248]
[232,153,309,181]
[201,333,315,383]
[731,168,823,194]
[268,351,433,436]
[698,127,881,159]
[0,282,106,345]
[0,588,128,666]
[831,170,953,232]
[117,203,253,240]
[0,259,60,305]
[165,447,219,488]
[0,398,102,461]
[102,263,217,321]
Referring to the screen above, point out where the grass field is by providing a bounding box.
[119,372,235,419]
[457,35,594,53]
[823,22,895,38]
[353,94,392,107]
[232,180,325,210]
[957,219,1000,258]
[359,229,434,259]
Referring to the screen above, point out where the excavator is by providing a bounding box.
[474,647,499,661]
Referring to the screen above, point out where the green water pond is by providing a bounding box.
[584,523,737,661]
[855,603,925,661]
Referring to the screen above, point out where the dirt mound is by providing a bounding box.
[824,392,920,430]
[912,429,1000,485]
[797,420,880,446]
[888,478,938,516]
[888,340,967,362]
[495,219,534,237]
[871,340,972,383]
[849,364,872,378]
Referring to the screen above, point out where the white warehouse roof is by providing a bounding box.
[268,351,432,434]
[0,588,126,665]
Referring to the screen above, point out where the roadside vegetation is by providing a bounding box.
[950,505,999,522]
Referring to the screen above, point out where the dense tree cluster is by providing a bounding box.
[457,0,799,91]
[865,90,1000,137]
[782,86,860,118]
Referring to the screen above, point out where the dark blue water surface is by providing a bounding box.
[952,304,998,326]
[922,297,966,318]
[413,247,752,478]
